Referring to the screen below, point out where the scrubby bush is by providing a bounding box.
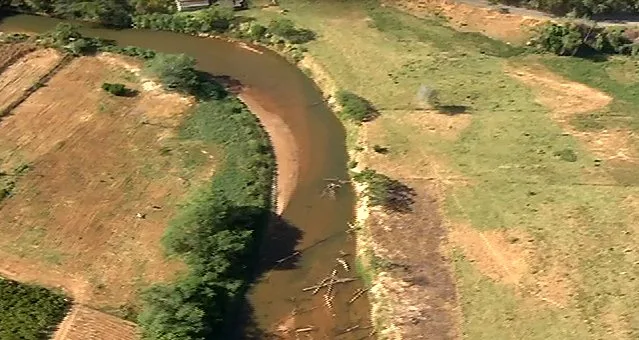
[248,23,267,40]
[335,90,376,122]
[267,18,316,43]
[102,82,128,96]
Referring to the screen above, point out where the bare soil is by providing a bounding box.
[0,42,35,70]
[0,53,206,311]
[384,0,545,43]
[506,63,639,164]
[0,48,61,113]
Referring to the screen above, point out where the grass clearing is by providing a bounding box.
[249,1,639,338]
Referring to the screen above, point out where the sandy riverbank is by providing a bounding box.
[237,88,299,215]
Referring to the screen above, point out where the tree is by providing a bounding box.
[335,90,375,122]
[144,53,199,93]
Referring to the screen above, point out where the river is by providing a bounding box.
[0,14,371,339]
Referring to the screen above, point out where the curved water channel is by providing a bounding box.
[0,14,371,339]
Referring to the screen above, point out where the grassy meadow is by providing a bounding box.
[248,1,639,338]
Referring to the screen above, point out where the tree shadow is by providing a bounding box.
[229,210,302,338]
[384,177,417,213]
[361,96,381,122]
[437,104,469,115]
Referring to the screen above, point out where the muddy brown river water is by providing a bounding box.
[0,13,371,339]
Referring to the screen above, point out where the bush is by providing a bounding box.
[0,278,71,340]
[102,82,128,96]
[353,168,415,212]
[248,23,267,40]
[267,19,316,44]
[335,90,375,122]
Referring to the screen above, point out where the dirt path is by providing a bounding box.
[238,89,299,214]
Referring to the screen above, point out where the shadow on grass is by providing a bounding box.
[437,104,469,115]
[385,178,417,213]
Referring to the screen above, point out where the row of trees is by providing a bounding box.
[0,278,71,340]
[493,0,639,16]
[132,8,235,34]
[135,50,274,338]
[8,0,175,27]
[532,21,639,56]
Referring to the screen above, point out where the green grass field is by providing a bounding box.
[248,1,639,338]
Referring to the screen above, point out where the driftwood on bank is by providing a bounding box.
[302,278,356,292]
[348,288,369,304]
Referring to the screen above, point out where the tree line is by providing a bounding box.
[493,0,639,16]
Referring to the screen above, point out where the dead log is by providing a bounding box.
[302,278,356,292]
[349,288,369,304]
[295,327,315,333]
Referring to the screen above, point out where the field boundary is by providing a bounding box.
[0,53,72,118]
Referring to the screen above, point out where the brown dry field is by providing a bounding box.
[53,305,138,340]
[0,48,62,113]
[0,48,215,325]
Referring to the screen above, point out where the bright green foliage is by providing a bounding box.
[132,8,235,34]
[336,90,375,122]
[0,278,71,340]
[144,53,199,93]
[267,18,316,43]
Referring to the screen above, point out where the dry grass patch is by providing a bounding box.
[0,48,62,113]
[384,0,545,43]
[0,54,213,311]
[448,224,572,307]
[505,63,639,164]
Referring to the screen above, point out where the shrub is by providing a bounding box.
[132,7,234,34]
[102,82,128,96]
[267,18,316,44]
[353,168,415,212]
[335,90,375,122]
[248,23,267,40]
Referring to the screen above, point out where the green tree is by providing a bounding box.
[335,90,376,122]
[144,53,199,93]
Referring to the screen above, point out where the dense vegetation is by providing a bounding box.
[132,7,234,34]
[532,21,639,56]
[138,55,274,339]
[493,0,639,16]
[9,0,175,26]
[0,278,71,340]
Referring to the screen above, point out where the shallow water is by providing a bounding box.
[0,14,371,339]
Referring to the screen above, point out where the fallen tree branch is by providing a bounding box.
[275,251,300,264]
[295,326,315,333]
[348,288,369,304]
[302,278,356,292]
